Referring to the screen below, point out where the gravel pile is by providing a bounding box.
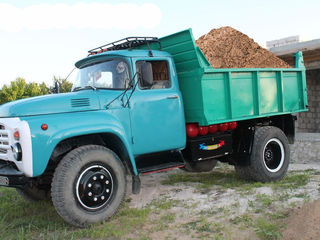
[196,26,291,68]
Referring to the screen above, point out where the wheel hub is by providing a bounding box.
[264,148,274,162]
[76,165,113,210]
[263,138,284,173]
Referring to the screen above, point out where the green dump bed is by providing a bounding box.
[145,29,308,126]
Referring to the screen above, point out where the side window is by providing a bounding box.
[136,60,171,90]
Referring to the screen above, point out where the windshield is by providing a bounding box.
[71,59,130,91]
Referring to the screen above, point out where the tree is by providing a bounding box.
[0,78,27,104]
[0,76,73,105]
[39,82,50,95]
[0,78,50,104]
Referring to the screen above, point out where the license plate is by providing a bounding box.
[0,176,9,186]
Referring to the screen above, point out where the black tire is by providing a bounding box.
[51,145,126,227]
[16,185,50,201]
[235,126,290,182]
[183,159,217,172]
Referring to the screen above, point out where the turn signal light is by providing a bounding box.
[41,124,48,131]
[13,131,20,140]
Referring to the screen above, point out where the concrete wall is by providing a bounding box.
[296,69,320,133]
[290,133,320,163]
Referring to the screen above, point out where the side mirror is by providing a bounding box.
[140,62,153,88]
[54,82,60,94]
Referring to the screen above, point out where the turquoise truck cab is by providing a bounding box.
[0,30,307,227]
[0,50,186,178]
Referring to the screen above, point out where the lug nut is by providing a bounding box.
[101,196,105,200]
[100,175,104,179]
[93,176,97,181]
[94,197,97,201]
[105,180,109,184]
[88,183,92,188]
[88,192,92,196]
[106,189,110,193]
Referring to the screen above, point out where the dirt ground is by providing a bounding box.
[282,164,320,240]
[127,163,320,240]
[282,199,320,240]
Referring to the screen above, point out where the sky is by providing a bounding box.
[0,0,319,87]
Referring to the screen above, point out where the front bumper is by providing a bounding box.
[0,117,33,177]
[0,161,28,187]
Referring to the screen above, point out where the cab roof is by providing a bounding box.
[75,50,171,68]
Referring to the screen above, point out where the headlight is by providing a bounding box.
[11,143,22,161]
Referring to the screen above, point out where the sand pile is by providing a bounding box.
[196,26,291,68]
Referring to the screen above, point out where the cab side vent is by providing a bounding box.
[71,98,90,107]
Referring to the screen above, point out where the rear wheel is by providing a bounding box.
[235,126,290,182]
[51,145,126,227]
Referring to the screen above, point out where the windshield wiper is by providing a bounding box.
[105,72,139,109]
[73,85,97,92]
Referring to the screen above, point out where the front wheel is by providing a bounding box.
[235,126,290,182]
[51,145,126,227]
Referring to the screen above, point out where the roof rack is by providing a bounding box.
[88,37,161,56]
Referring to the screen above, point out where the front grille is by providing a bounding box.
[0,149,7,154]
[0,128,10,155]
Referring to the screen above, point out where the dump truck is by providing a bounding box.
[0,29,307,227]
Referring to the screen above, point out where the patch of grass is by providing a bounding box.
[160,213,176,223]
[230,213,253,226]
[0,188,151,240]
[151,198,179,211]
[256,194,273,208]
[269,172,310,190]
[162,168,264,191]
[152,213,176,231]
[182,217,225,236]
[254,217,282,240]
[162,166,310,193]
[289,201,297,208]
[268,209,290,220]
[278,191,290,201]
[294,192,308,199]
[197,218,213,232]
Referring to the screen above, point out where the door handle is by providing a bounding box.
[167,95,178,99]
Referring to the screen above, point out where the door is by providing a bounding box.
[130,59,186,155]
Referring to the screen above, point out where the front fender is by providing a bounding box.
[22,110,136,176]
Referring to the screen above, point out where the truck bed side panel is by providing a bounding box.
[137,29,308,125]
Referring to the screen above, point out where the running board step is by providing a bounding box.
[135,150,185,175]
[138,161,185,175]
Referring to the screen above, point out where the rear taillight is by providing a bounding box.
[208,124,218,133]
[186,123,199,138]
[186,121,238,137]
[218,123,229,132]
[228,121,238,130]
[198,126,209,135]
